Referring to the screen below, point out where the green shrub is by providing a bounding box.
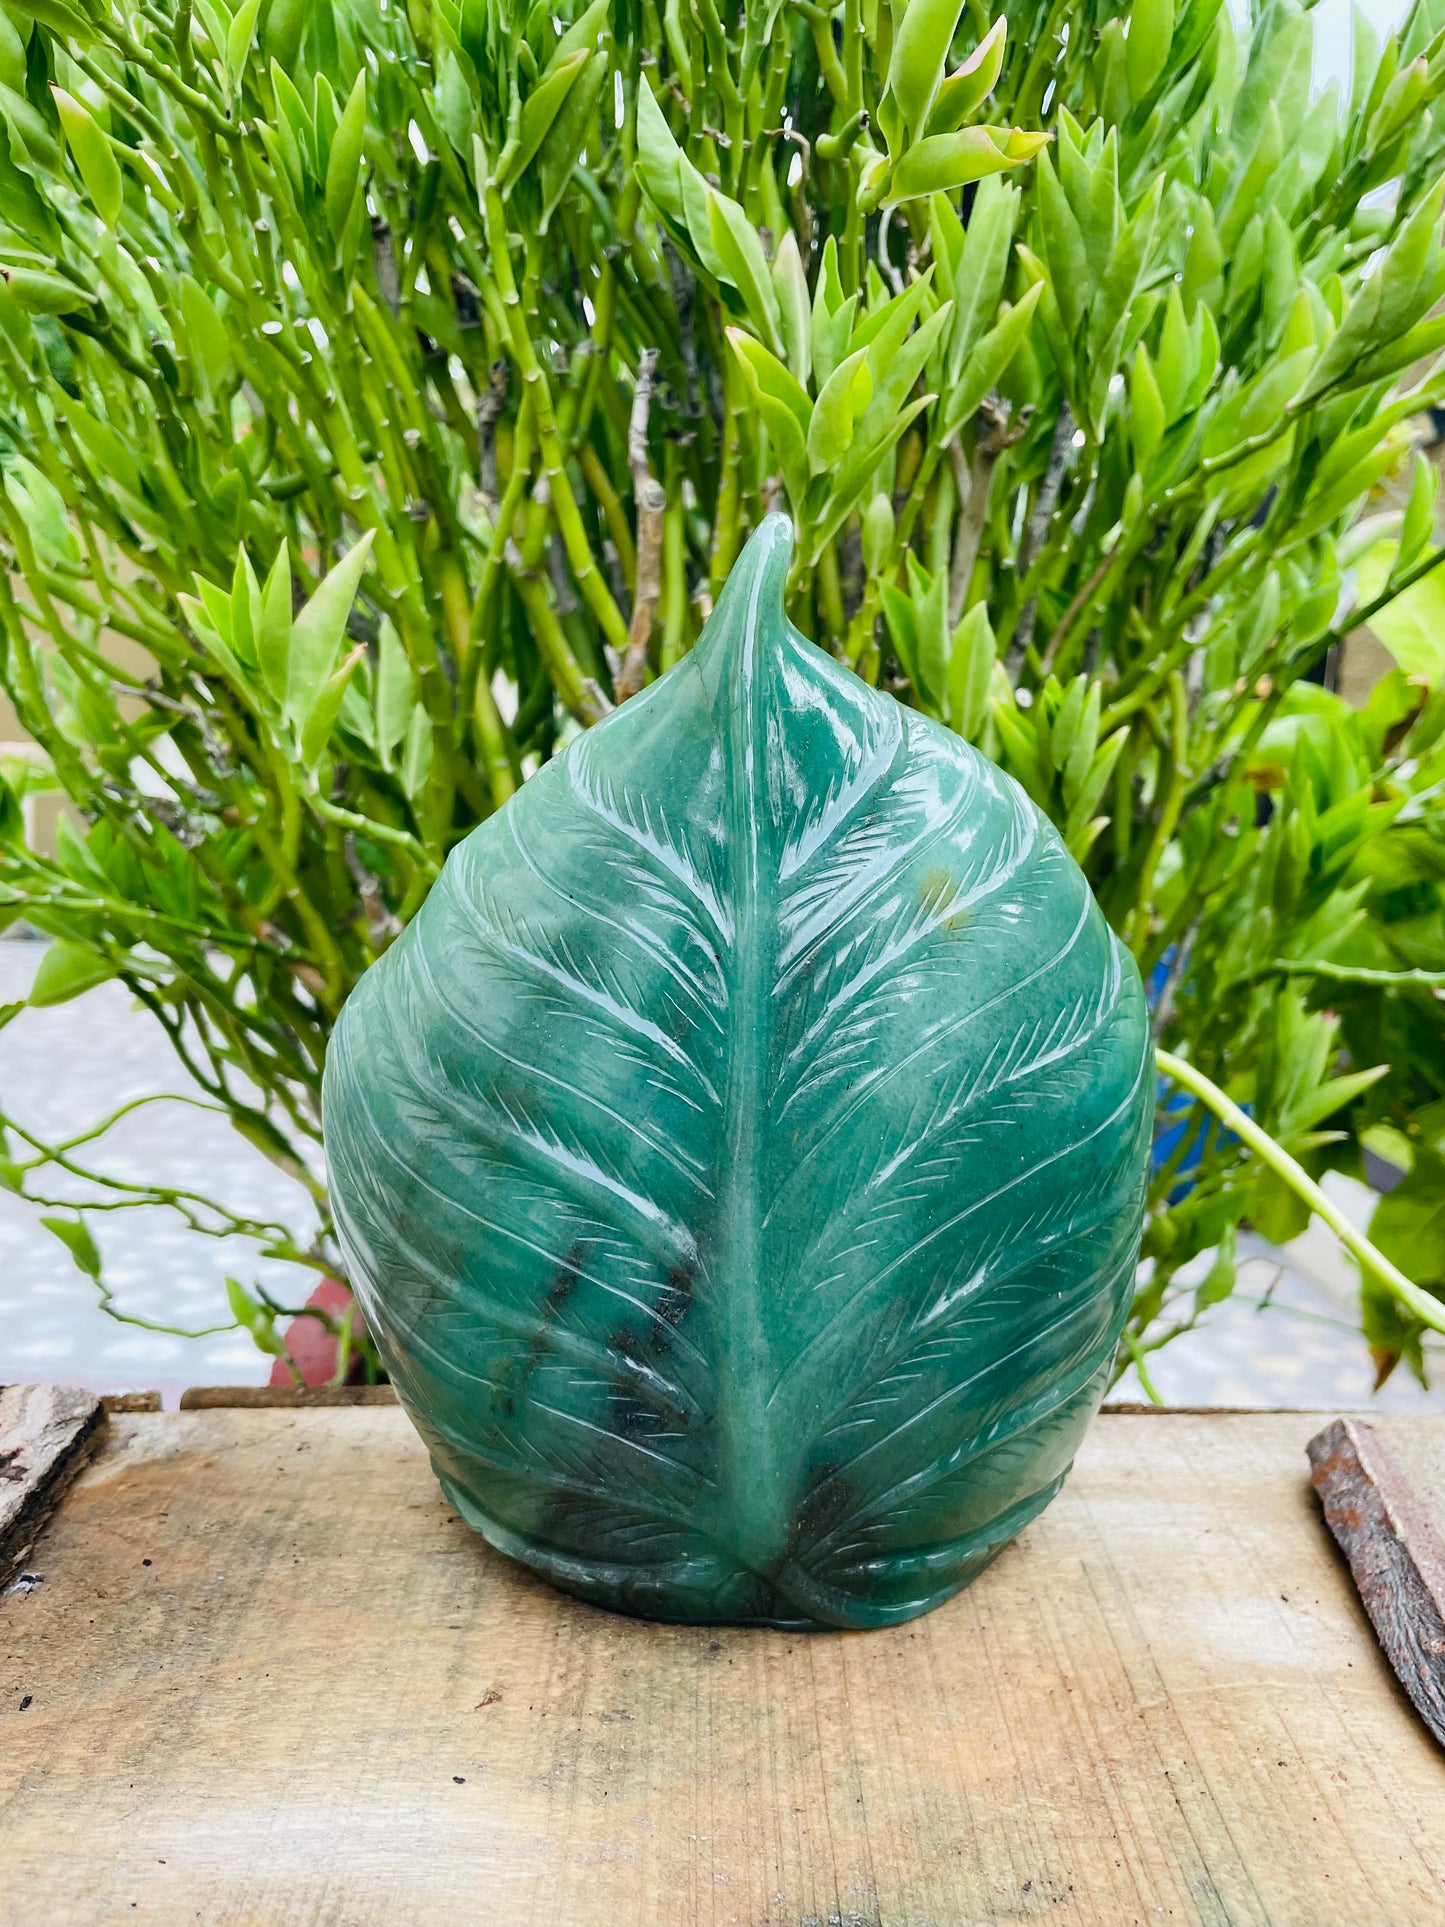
[0,0,1443,1382]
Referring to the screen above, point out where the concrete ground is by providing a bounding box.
[0,936,317,1405]
[2,935,1442,1411]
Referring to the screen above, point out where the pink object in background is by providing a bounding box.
[268,1277,367,1388]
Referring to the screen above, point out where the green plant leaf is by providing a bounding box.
[226,1275,284,1354]
[177,274,233,397]
[1195,1222,1237,1313]
[887,0,968,139]
[910,552,950,708]
[4,454,80,565]
[0,9,26,93]
[193,575,235,650]
[258,540,292,708]
[224,0,263,78]
[400,698,433,801]
[0,266,92,315]
[1035,149,1090,338]
[299,643,365,769]
[324,69,366,238]
[41,1211,101,1278]
[806,345,872,474]
[230,547,261,669]
[1182,196,1223,315]
[1127,0,1175,99]
[0,768,23,848]
[861,491,894,574]
[435,48,476,158]
[881,578,921,686]
[1,0,100,36]
[941,172,1018,383]
[946,279,1042,432]
[1298,178,1445,401]
[1131,343,1165,474]
[502,46,589,191]
[51,85,122,227]
[634,76,685,225]
[1353,540,1445,684]
[887,126,1047,203]
[375,615,415,765]
[261,0,308,67]
[29,938,117,1005]
[772,228,811,386]
[1396,451,1438,579]
[269,61,317,178]
[1232,0,1312,161]
[1370,1149,1445,1291]
[926,18,1008,136]
[324,516,1152,1629]
[0,114,61,252]
[552,0,610,65]
[179,591,243,686]
[536,42,609,231]
[1155,284,1194,420]
[726,329,810,503]
[190,0,230,63]
[707,189,785,356]
[945,602,995,740]
[0,79,60,173]
[285,530,374,733]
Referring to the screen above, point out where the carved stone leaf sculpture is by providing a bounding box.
[323,515,1151,1629]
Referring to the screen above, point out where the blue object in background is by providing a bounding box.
[1147,946,1241,1196]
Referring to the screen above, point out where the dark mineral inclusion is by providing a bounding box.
[323,515,1151,1629]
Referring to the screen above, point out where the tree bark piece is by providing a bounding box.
[0,1383,105,1588]
[1308,1415,1445,1748]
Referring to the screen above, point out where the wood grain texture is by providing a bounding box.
[0,1382,104,1587]
[177,1384,398,1409]
[1308,1417,1445,1748]
[4,1408,1445,1926]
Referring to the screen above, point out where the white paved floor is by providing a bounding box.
[2,935,1441,1410]
[1112,1225,1445,1412]
[0,937,316,1402]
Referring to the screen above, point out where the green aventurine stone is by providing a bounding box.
[323,515,1151,1629]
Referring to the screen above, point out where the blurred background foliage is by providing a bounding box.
[0,0,1444,1382]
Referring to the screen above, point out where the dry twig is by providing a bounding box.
[617,350,666,702]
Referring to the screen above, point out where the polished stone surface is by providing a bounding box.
[324,517,1153,1627]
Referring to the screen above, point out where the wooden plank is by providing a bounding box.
[1308,1417,1445,1748]
[0,1383,104,1588]
[4,1409,1445,1926]
[178,1384,398,1409]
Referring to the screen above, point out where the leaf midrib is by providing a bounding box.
[711,562,788,1574]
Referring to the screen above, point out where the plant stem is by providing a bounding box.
[483,186,629,658]
[1155,1048,1445,1336]
[1122,1330,1164,1405]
